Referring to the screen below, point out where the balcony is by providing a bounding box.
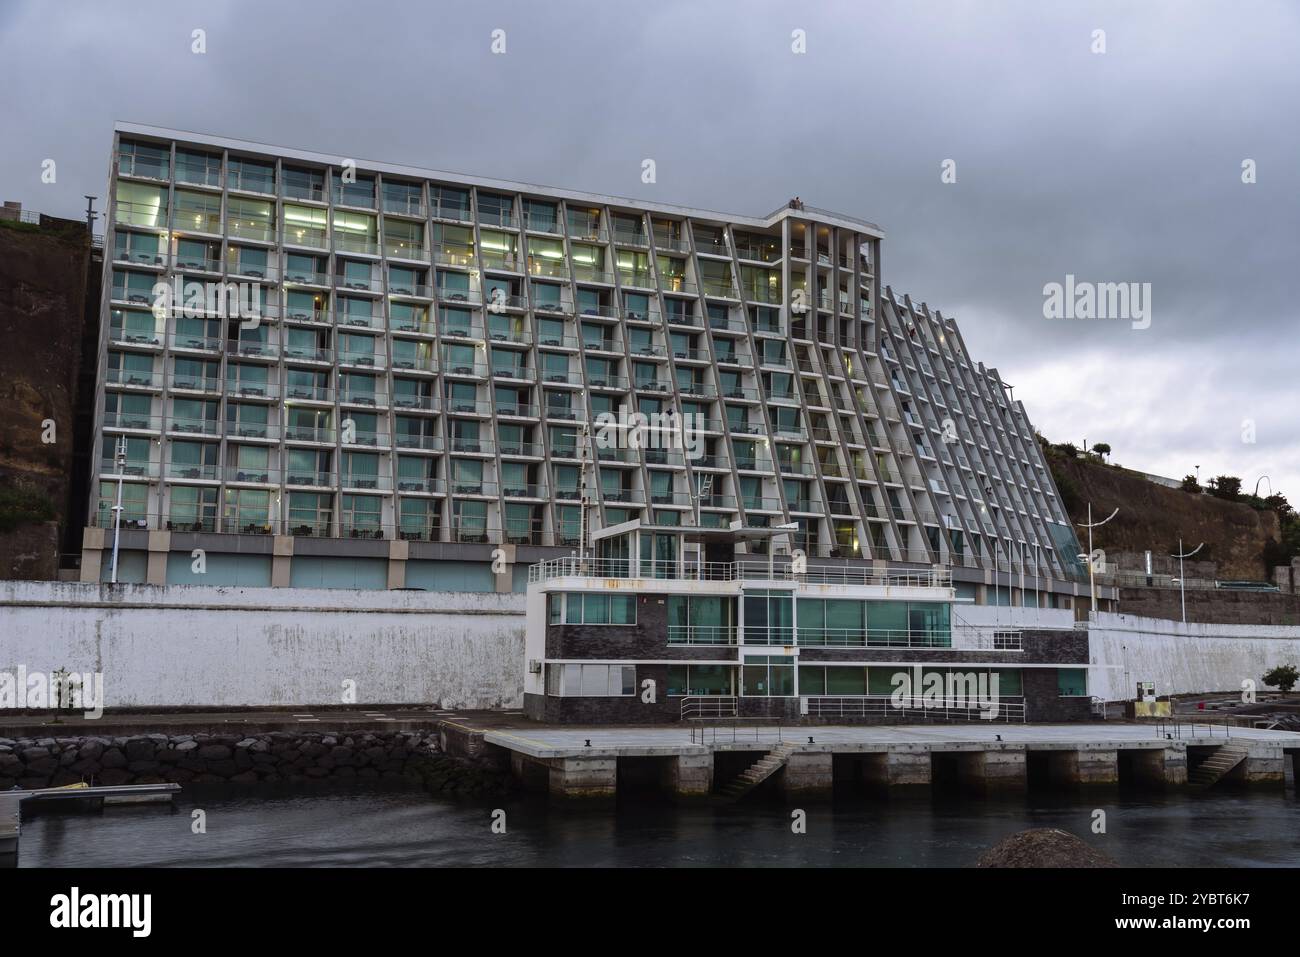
[223,466,278,485]
[282,226,329,249]
[382,196,427,218]
[339,473,392,491]
[165,462,219,481]
[285,425,336,443]
[529,557,951,589]
[393,432,443,451]
[527,256,570,280]
[282,384,334,403]
[333,234,381,257]
[666,626,737,646]
[116,153,169,181]
[114,200,169,229]
[382,240,428,263]
[391,393,441,413]
[166,416,220,437]
[339,390,388,408]
[100,459,160,479]
[106,368,163,390]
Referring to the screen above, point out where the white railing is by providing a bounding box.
[786,627,953,648]
[802,695,1026,723]
[951,628,1024,651]
[681,696,738,719]
[528,556,950,589]
[666,625,737,645]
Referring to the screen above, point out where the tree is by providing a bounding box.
[1091,442,1111,461]
[1262,664,1299,693]
[1180,474,1201,493]
[1208,475,1242,501]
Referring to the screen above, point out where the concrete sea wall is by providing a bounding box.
[0,729,439,790]
[1088,612,1300,701]
[0,580,526,709]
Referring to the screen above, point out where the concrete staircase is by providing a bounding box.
[1189,743,1250,790]
[717,742,797,803]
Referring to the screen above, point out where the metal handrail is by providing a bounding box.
[803,695,1026,723]
[680,695,738,720]
[1154,716,1234,740]
[528,556,951,588]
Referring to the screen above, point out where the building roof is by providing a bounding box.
[113,122,885,238]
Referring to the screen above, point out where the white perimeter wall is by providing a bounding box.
[1088,612,1300,701]
[0,580,525,709]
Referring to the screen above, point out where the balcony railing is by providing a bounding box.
[666,626,737,645]
[528,557,951,588]
[792,628,951,648]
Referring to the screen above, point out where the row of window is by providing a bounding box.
[548,592,638,625]
[542,664,1072,699]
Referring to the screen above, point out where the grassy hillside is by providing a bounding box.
[1040,441,1283,580]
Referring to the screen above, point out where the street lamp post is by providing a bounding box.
[1077,502,1119,617]
[1171,538,1206,623]
[109,436,127,584]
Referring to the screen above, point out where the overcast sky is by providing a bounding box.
[2,0,1296,499]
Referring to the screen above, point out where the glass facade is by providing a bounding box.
[96,128,1075,589]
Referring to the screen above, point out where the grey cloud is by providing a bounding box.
[2,0,1295,489]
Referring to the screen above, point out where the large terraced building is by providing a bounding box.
[85,123,1108,610]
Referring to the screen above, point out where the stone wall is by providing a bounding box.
[1118,587,1300,626]
[0,729,437,790]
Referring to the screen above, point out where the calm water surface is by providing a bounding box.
[16,783,1300,867]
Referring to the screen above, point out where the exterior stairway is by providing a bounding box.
[717,742,797,803]
[1188,743,1250,790]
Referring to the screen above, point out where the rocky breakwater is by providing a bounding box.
[0,730,439,788]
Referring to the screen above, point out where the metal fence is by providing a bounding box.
[802,695,1026,723]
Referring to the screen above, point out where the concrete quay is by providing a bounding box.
[471,722,1300,800]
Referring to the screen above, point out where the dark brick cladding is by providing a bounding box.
[536,592,1091,724]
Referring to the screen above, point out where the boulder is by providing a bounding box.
[976,828,1118,868]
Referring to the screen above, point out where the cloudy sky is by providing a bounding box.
[3,0,1296,498]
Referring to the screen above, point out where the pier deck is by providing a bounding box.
[483,722,1300,759]
[474,722,1300,799]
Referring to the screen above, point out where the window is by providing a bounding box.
[168,485,217,532]
[743,590,792,644]
[560,593,637,625]
[546,664,636,697]
[665,596,734,644]
[796,599,865,646]
[741,656,795,697]
[1057,668,1087,697]
[667,665,734,697]
[798,666,868,696]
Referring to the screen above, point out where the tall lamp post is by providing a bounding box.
[109,436,127,584]
[1077,503,1119,617]
[1171,539,1205,624]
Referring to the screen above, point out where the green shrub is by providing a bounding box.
[0,486,56,533]
[1263,664,1298,693]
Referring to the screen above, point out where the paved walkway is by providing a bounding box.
[483,721,1300,758]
